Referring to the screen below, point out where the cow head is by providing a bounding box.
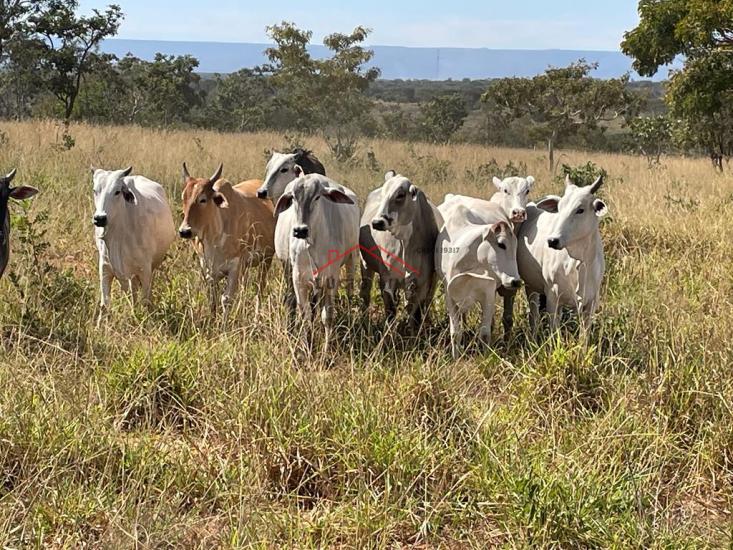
[477,220,522,290]
[371,171,424,238]
[491,176,535,223]
[179,163,225,239]
[258,148,326,202]
[91,166,135,236]
[274,175,353,241]
[546,175,608,252]
[0,169,38,276]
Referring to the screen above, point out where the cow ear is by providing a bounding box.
[293,164,304,178]
[490,220,509,237]
[492,177,503,191]
[593,198,608,218]
[384,170,396,182]
[274,193,293,217]
[535,196,559,213]
[9,186,39,200]
[324,189,354,205]
[121,184,136,204]
[213,193,229,208]
[121,166,133,178]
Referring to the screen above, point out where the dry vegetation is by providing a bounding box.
[0,120,732,547]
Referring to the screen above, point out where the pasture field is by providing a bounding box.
[0,120,732,547]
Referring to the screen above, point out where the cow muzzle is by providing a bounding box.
[293,225,309,239]
[547,237,562,250]
[371,216,392,231]
[256,188,268,199]
[511,209,527,223]
[93,214,108,228]
[179,225,193,239]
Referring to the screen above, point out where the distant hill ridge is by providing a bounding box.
[102,39,678,81]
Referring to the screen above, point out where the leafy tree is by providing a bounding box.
[419,94,468,143]
[630,115,674,165]
[205,68,274,132]
[26,1,123,122]
[621,0,733,76]
[264,22,380,145]
[482,60,640,171]
[622,0,733,169]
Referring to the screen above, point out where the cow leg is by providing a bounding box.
[360,266,374,309]
[127,277,141,309]
[447,298,463,360]
[546,290,560,332]
[97,261,113,328]
[139,265,153,308]
[221,263,241,326]
[479,289,497,347]
[344,250,357,297]
[321,278,337,351]
[502,290,516,343]
[283,261,297,317]
[380,280,398,325]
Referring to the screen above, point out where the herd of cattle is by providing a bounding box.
[0,148,608,357]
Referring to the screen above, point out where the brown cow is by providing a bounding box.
[179,163,275,322]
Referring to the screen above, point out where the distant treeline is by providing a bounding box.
[2,1,731,169]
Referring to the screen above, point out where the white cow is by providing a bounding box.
[438,174,535,340]
[517,175,608,333]
[92,167,175,324]
[257,149,327,313]
[274,173,360,349]
[436,204,522,358]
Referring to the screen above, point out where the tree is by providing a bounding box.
[629,115,674,165]
[263,21,380,146]
[622,0,733,169]
[26,1,123,122]
[205,68,274,132]
[419,94,468,143]
[482,60,640,172]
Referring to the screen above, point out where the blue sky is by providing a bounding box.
[80,0,640,50]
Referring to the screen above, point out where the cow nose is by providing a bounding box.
[93,214,107,228]
[512,209,527,222]
[511,278,523,289]
[293,225,309,239]
[371,218,387,231]
[256,188,267,199]
[547,237,561,250]
[179,227,193,239]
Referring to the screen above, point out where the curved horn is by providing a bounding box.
[5,168,17,182]
[210,163,223,183]
[121,166,133,177]
[589,175,604,194]
[182,162,191,180]
[565,174,573,188]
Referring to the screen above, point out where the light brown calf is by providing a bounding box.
[179,163,275,322]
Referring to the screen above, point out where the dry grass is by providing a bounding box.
[0,119,732,547]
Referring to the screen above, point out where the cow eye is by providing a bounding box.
[114,190,120,196]
[199,197,207,204]
[576,208,585,214]
[498,242,507,250]
[504,189,509,194]
[314,196,320,201]
[280,167,289,174]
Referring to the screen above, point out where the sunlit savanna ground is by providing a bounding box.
[0,120,732,547]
